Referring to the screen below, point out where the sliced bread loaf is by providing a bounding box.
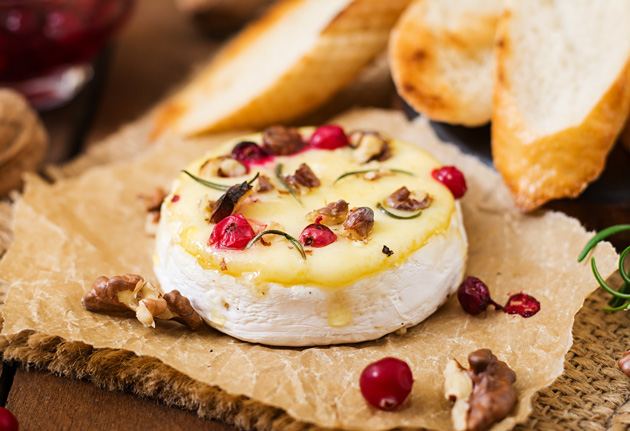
[492,0,630,211]
[389,0,502,126]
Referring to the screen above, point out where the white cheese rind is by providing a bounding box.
[154,203,467,346]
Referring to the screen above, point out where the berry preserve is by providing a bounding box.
[0,0,134,108]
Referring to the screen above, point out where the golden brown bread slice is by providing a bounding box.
[492,0,630,211]
[389,0,502,126]
[154,0,411,137]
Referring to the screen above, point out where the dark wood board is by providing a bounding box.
[6,369,234,431]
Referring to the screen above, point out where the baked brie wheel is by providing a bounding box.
[154,125,467,346]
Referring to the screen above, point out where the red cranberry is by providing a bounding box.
[231,141,269,164]
[209,214,254,250]
[360,357,413,410]
[307,125,349,150]
[457,277,500,315]
[0,407,19,431]
[431,166,467,199]
[299,223,337,247]
[503,293,541,318]
[458,276,541,318]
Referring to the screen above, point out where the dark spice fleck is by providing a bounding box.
[382,245,394,257]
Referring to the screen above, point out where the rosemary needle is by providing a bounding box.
[275,164,302,205]
[333,168,415,185]
[376,202,422,220]
[182,170,260,191]
[245,229,306,260]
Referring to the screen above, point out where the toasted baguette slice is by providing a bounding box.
[154,0,411,136]
[492,0,630,211]
[389,0,502,126]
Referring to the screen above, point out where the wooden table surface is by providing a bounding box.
[3,1,243,429]
[2,1,630,430]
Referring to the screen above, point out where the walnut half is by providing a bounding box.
[619,349,630,377]
[283,163,320,194]
[307,199,349,225]
[342,207,374,241]
[82,274,203,330]
[444,349,517,431]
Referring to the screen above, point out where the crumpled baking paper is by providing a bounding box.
[0,109,619,431]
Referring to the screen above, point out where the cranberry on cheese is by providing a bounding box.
[154,125,467,346]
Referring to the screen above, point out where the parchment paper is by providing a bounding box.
[0,109,619,431]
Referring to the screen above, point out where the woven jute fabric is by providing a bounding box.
[1,120,630,430]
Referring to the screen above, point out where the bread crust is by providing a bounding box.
[154,0,411,137]
[389,0,500,126]
[492,11,630,211]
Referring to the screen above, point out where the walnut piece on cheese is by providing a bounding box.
[349,131,391,163]
[307,199,349,225]
[283,163,320,195]
[444,349,517,431]
[256,174,274,193]
[199,156,247,178]
[386,186,432,211]
[262,125,304,156]
[82,274,203,330]
[342,207,374,241]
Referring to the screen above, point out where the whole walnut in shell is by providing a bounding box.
[0,89,48,196]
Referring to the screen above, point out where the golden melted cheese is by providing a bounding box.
[161,128,455,288]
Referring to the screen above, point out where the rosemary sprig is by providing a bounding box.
[182,170,260,191]
[182,170,230,190]
[333,168,415,185]
[376,202,422,220]
[275,164,302,205]
[245,229,306,260]
[578,224,630,312]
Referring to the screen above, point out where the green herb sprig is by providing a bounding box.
[182,170,260,191]
[275,164,302,205]
[333,168,414,185]
[578,224,630,312]
[245,229,306,260]
[376,202,422,220]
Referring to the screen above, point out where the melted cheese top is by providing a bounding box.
[161,128,455,288]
